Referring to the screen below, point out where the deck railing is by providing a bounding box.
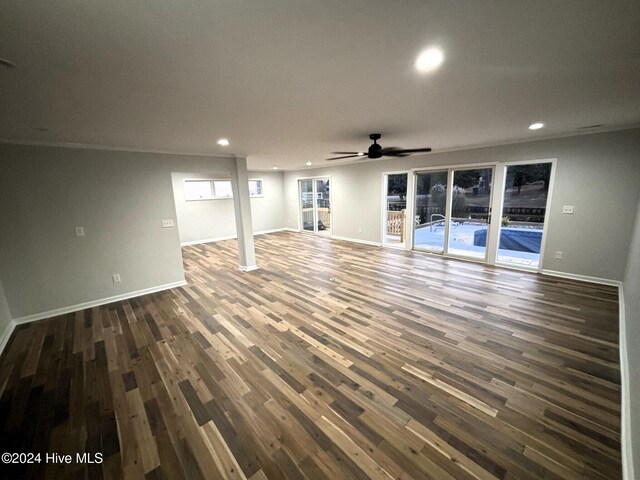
[386,209,405,242]
[302,207,331,229]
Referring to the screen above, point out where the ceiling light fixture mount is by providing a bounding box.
[528,122,544,130]
[306,161,312,166]
[217,138,229,146]
[273,166,279,170]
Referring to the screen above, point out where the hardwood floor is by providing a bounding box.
[0,231,621,479]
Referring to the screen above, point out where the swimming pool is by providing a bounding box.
[414,223,543,266]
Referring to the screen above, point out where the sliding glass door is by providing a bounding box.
[496,162,552,268]
[383,173,408,247]
[413,171,449,253]
[299,177,331,235]
[413,167,494,261]
[446,167,493,259]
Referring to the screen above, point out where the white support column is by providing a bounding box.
[231,157,257,271]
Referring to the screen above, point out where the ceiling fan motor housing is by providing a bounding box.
[368,143,382,158]
[368,133,382,158]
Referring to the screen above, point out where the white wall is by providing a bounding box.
[0,143,237,320]
[284,128,640,281]
[172,171,286,244]
[622,196,640,480]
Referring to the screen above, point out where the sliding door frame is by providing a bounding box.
[409,162,498,263]
[380,170,410,249]
[296,175,333,237]
[493,158,557,273]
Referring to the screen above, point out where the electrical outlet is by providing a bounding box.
[75,226,85,237]
[112,274,121,283]
[562,205,574,214]
[555,251,563,259]
[161,219,174,228]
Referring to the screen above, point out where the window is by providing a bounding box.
[184,180,214,200]
[184,178,264,201]
[249,179,263,197]
[213,180,233,198]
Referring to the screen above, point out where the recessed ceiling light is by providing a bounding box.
[528,122,544,130]
[415,47,444,73]
[217,138,229,146]
[306,161,312,166]
[273,166,279,170]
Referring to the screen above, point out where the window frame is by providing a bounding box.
[183,179,215,201]
[249,178,264,198]
[183,178,265,201]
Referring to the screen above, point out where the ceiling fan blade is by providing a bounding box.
[330,151,360,155]
[378,147,402,156]
[326,154,363,161]
[383,152,411,157]
[391,147,432,154]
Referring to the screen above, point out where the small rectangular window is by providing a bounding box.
[249,179,263,197]
[184,180,213,200]
[213,180,233,198]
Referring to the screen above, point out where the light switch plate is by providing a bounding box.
[161,219,175,228]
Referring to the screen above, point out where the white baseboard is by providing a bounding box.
[331,235,382,247]
[0,320,17,357]
[180,227,289,246]
[282,227,299,232]
[255,228,289,236]
[11,280,187,325]
[181,235,236,246]
[619,284,635,480]
[239,265,259,272]
[540,269,621,287]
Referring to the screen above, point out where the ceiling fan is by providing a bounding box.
[326,133,431,161]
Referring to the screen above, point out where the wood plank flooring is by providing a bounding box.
[0,231,621,479]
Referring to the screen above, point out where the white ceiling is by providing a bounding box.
[1,1,639,170]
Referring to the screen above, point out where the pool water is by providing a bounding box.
[414,223,543,267]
